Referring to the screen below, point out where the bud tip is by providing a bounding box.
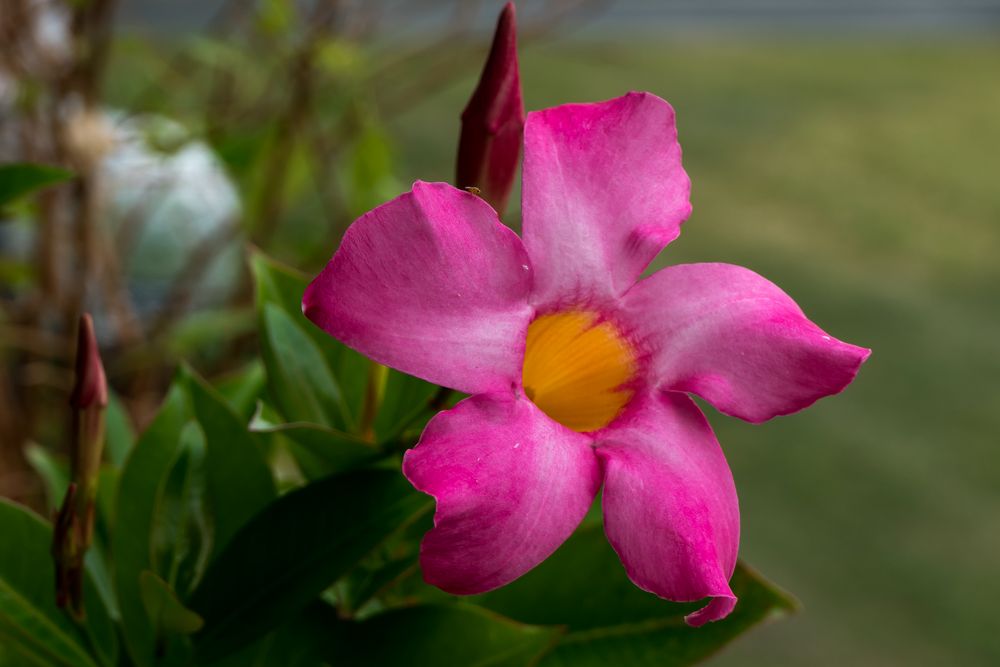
[69,314,107,409]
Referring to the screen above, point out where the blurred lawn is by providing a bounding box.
[389,39,1000,666]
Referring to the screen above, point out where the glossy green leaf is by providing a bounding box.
[114,382,192,667]
[538,563,796,666]
[0,500,116,667]
[474,524,797,666]
[149,422,211,600]
[324,604,560,667]
[0,163,72,207]
[212,361,266,421]
[260,303,353,428]
[105,391,136,467]
[250,420,380,481]
[139,571,204,636]
[250,251,367,428]
[373,369,437,445]
[189,469,430,662]
[182,367,276,557]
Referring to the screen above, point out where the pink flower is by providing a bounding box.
[303,92,870,625]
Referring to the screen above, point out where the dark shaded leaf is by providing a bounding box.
[149,422,211,599]
[139,571,204,636]
[324,604,560,667]
[475,524,797,666]
[182,367,276,557]
[114,382,192,667]
[0,163,72,207]
[189,469,429,663]
[250,420,380,481]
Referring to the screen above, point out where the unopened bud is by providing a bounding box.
[53,314,107,618]
[456,2,524,218]
[69,313,107,410]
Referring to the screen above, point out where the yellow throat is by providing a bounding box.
[521,311,637,433]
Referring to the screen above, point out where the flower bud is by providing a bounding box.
[53,313,107,618]
[456,2,524,218]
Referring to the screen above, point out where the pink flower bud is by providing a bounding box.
[69,313,107,410]
[456,2,525,218]
[54,313,107,618]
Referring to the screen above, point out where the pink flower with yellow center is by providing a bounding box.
[303,91,870,625]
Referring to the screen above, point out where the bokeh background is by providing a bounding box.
[2,1,999,665]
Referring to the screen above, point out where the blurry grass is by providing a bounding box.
[389,38,1000,666]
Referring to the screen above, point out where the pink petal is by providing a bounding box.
[521,92,691,307]
[303,181,534,395]
[622,262,871,423]
[403,393,600,594]
[596,392,739,626]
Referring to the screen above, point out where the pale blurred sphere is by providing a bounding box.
[100,112,244,327]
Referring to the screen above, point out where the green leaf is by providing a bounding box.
[139,571,204,636]
[250,251,367,429]
[260,303,353,428]
[164,308,255,359]
[0,163,72,208]
[342,122,401,218]
[105,391,136,467]
[23,444,68,511]
[212,361,266,421]
[474,524,797,666]
[193,602,339,667]
[182,367,276,557]
[324,604,560,667]
[114,382,192,667]
[149,422,211,600]
[373,369,437,445]
[189,469,430,663]
[0,500,117,667]
[250,420,380,481]
[22,447,120,620]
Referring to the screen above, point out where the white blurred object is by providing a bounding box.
[99,112,244,332]
[0,109,244,342]
[0,0,244,343]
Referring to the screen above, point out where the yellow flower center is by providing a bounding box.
[521,311,637,433]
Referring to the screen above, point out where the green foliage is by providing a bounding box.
[188,469,430,662]
[249,421,379,480]
[0,500,116,667]
[0,163,73,208]
[181,367,276,557]
[476,525,796,666]
[138,571,204,637]
[251,251,367,431]
[4,243,795,666]
[324,604,561,666]
[114,383,193,667]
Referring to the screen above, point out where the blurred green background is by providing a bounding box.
[4,0,999,664]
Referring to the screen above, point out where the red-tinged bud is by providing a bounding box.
[69,313,107,410]
[54,314,107,618]
[456,1,525,218]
